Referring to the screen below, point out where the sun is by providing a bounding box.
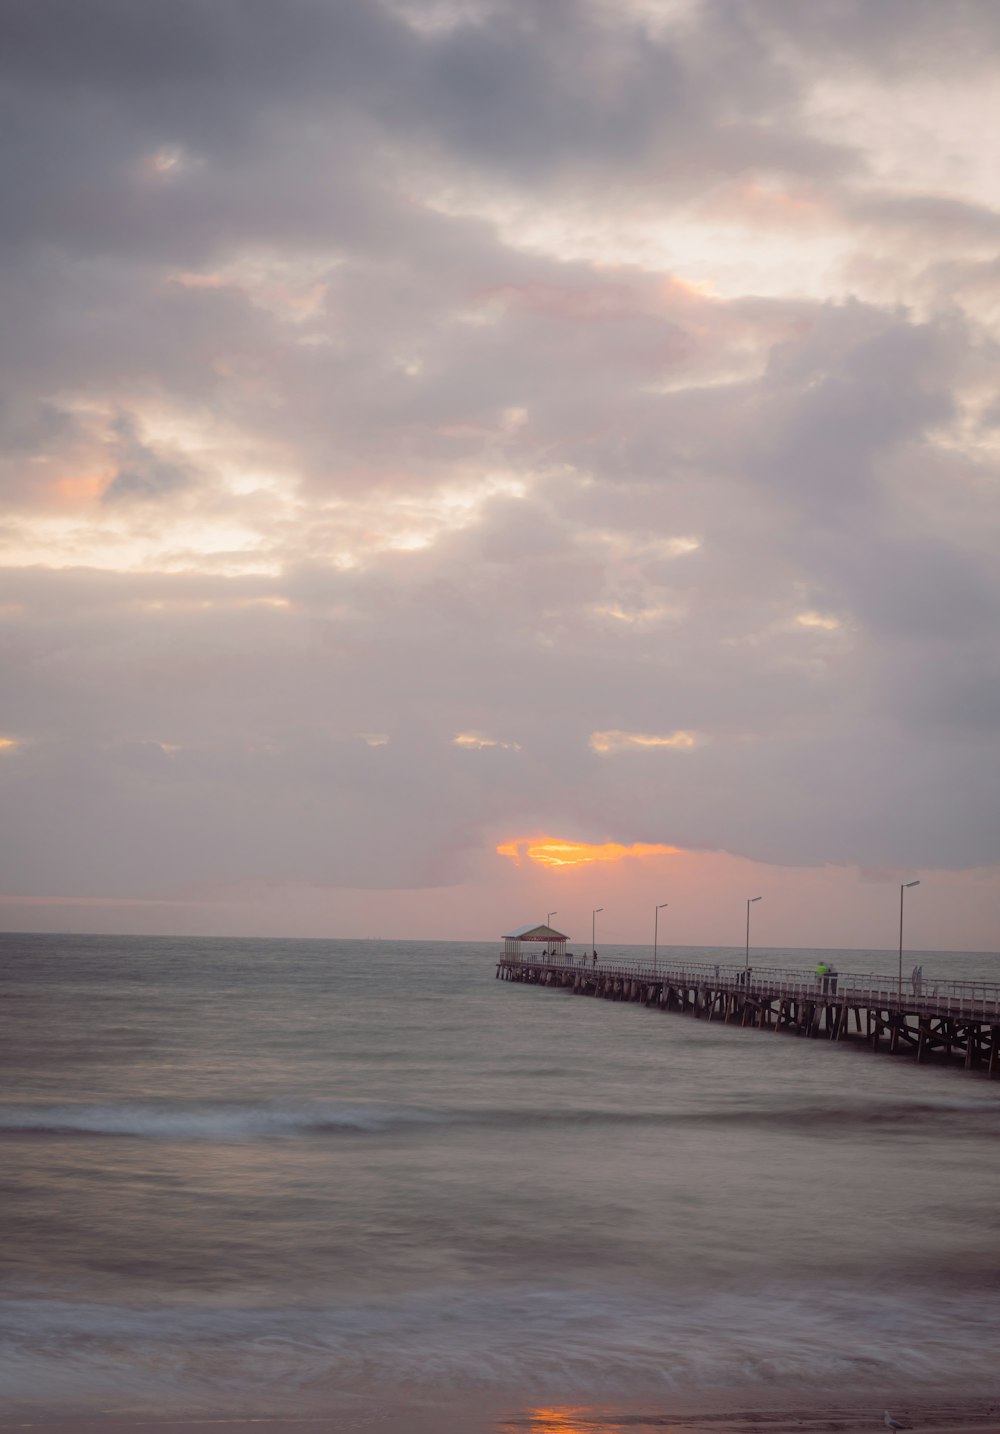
[497,836,679,868]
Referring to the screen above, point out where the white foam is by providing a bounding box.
[0,1100,447,1140]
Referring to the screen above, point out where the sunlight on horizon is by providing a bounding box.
[497,836,681,868]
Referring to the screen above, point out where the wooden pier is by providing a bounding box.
[496,954,1000,1077]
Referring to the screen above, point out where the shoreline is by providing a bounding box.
[3,1392,998,1434]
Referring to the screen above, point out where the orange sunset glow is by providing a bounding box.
[497,837,681,868]
[54,473,108,504]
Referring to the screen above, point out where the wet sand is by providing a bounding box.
[3,1395,997,1434]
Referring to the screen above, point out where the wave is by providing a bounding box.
[0,1101,447,1140]
[1,1282,999,1414]
[0,1094,997,1142]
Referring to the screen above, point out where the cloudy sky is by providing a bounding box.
[2,0,999,949]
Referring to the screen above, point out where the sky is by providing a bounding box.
[1,0,999,950]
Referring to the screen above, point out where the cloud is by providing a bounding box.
[590,730,698,753]
[453,733,522,750]
[102,414,194,503]
[0,0,998,936]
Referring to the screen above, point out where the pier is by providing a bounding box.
[496,953,1000,1077]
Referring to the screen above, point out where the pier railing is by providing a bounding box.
[501,953,1000,1021]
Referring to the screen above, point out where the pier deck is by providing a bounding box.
[496,955,1000,1077]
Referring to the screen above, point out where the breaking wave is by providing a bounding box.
[0,1100,447,1140]
[0,1095,997,1142]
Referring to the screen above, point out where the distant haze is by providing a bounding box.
[1,1,998,948]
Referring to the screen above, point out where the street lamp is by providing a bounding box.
[745,897,762,973]
[897,881,920,1004]
[546,911,557,928]
[592,907,603,958]
[653,903,668,974]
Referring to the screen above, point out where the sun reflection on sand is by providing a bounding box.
[499,1406,656,1434]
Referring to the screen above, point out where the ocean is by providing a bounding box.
[3,933,1000,1432]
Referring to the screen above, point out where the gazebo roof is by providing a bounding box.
[502,923,569,942]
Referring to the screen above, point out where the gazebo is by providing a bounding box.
[502,922,570,963]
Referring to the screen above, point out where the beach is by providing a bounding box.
[4,1398,1000,1434]
[3,934,999,1432]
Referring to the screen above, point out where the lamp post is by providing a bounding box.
[545,912,558,963]
[653,902,668,975]
[897,881,920,1004]
[745,896,762,974]
[592,907,603,958]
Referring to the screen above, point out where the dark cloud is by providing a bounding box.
[848,193,1000,244]
[102,414,194,502]
[739,0,1000,72]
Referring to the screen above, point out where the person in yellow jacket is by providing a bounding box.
[815,961,830,994]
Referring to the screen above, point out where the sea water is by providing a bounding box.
[2,933,1000,1424]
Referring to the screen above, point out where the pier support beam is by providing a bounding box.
[966,1025,980,1071]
